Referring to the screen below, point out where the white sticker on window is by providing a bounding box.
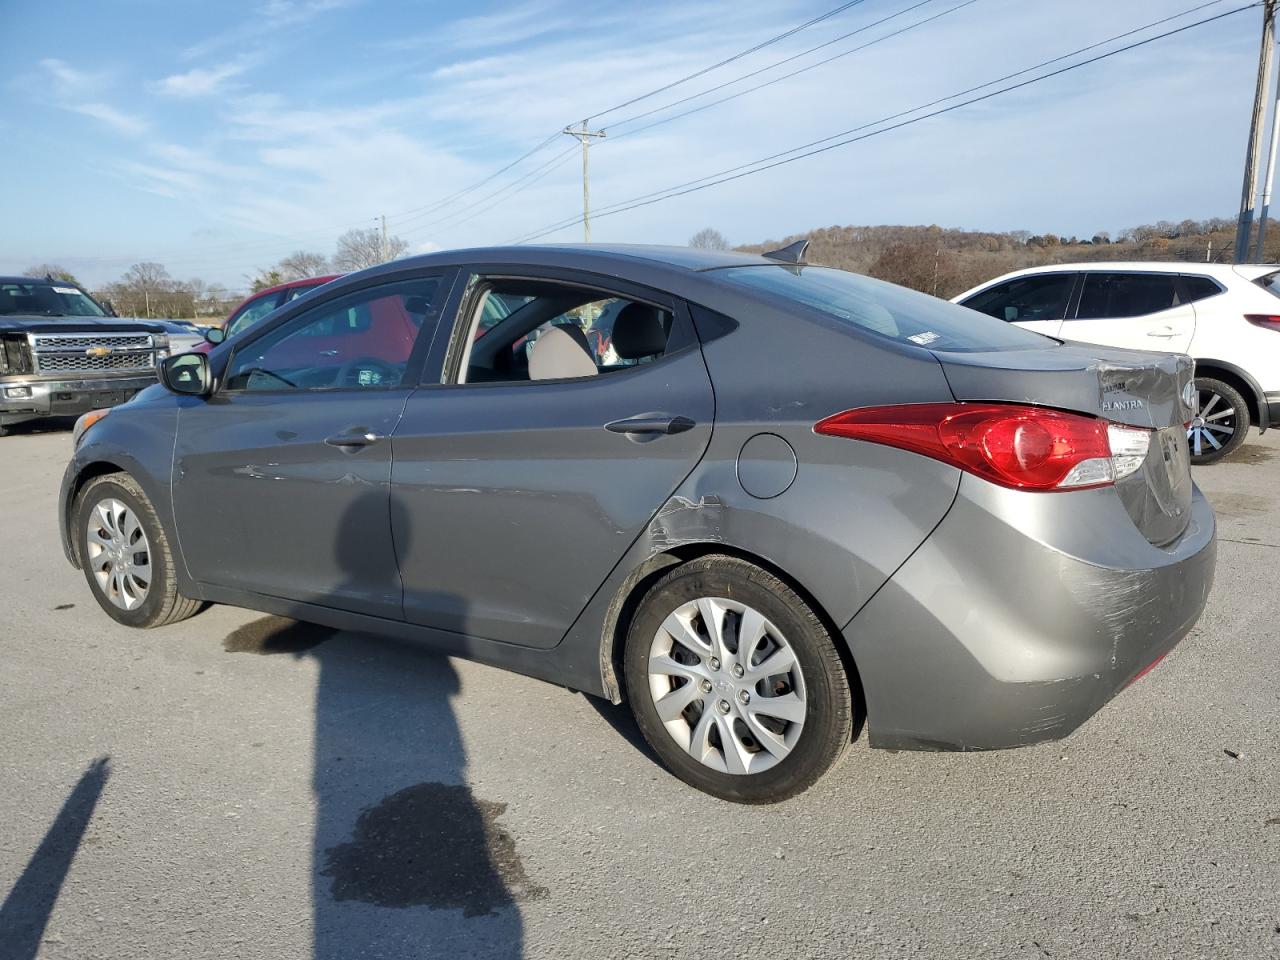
[52,286,80,295]
[908,331,941,345]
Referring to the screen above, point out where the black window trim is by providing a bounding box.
[961,270,1081,324]
[432,265,694,389]
[217,269,456,397]
[1066,269,1186,321]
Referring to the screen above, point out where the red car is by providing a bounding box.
[197,275,339,352]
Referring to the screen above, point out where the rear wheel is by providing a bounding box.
[624,555,853,803]
[75,473,203,628]
[1188,376,1249,464]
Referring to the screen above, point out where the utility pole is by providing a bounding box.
[380,213,389,262]
[1235,0,1277,262]
[1258,9,1280,261]
[563,121,606,242]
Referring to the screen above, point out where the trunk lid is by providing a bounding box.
[933,342,1196,545]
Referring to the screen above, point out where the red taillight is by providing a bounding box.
[1245,314,1280,332]
[814,403,1122,491]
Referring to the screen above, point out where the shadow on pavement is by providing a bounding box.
[226,491,543,958]
[0,756,110,960]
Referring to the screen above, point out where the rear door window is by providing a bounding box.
[960,274,1075,323]
[714,265,1050,352]
[1180,275,1223,303]
[1075,273,1178,319]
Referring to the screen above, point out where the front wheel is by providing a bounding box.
[624,555,854,803]
[75,473,203,628]
[1188,376,1249,464]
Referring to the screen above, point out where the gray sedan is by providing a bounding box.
[57,243,1215,803]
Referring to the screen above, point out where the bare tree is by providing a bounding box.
[25,263,82,284]
[278,250,330,281]
[688,227,730,250]
[333,228,408,272]
[121,262,172,318]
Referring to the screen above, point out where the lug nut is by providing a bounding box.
[737,690,751,705]
[731,664,745,678]
[709,657,721,670]
[699,679,713,693]
[717,700,731,715]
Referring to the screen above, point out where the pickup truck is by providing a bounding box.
[0,276,202,436]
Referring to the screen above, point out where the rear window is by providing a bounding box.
[713,265,1050,353]
[1256,271,1280,298]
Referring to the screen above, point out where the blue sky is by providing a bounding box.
[0,0,1264,290]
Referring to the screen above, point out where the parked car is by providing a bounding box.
[59,244,1214,802]
[197,275,340,353]
[953,262,1280,463]
[0,276,200,436]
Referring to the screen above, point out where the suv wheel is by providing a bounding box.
[624,555,854,803]
[75,473,203,628]
[1188,376,1249,464]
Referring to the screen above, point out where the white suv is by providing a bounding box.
[953,262,1280,463]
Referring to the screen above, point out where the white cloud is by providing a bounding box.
[36,59,147,135]
[69,102,148,135]
[155,59,254,98]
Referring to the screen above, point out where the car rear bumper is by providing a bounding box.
[0,374,156,423]
[1265,390,1280,428]
[843,475,1216,751]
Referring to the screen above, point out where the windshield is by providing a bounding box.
[0,282,107,318]
[712,265,1051,353]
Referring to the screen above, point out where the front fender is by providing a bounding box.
[59,406,184,588]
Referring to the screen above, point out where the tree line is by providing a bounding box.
[23,226,411,321]
[728,216,1269,300]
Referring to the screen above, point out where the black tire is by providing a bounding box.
[74,472,203,628]
[1189,376,1249,465]
[624,555,854,803]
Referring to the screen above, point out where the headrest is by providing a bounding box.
[611,302,669,359]
[528,325,597,380]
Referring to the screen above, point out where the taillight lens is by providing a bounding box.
[1245,314,1280,332]
[814,403,1150,491]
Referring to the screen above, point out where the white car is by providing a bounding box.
[953,262,1280,463]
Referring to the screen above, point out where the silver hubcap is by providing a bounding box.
[1187,387,1236,457]
[85,498,151,610]
[647,597,807,776]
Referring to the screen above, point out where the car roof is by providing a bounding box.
[376,244,779,274]
[973,261,1244,278]
[249,274,342,297]
[951,260,1279,302]
[0,275,83,286]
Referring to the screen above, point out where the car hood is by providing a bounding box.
[0,315,172,335]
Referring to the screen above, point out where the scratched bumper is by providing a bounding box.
[843,474,1216,752]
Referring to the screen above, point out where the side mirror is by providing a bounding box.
[1003,305,1020,322]
[102,299,118,317]
[204,326,226,346]
[160,352,212,397]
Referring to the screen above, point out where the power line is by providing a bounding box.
[605,0,948,132]
[584,0,870,122]
[607,0,979,144]
[521,0,1237,234]
[398,149,581,246]
[397,144,580,237]
[511,2,1260,244]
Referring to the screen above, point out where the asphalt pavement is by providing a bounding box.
[0,419,1277,959]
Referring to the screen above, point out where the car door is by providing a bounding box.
[956,272,1076,337]
[389,268,716,649]
[172,272,453,618]
[1062,271,1194,353]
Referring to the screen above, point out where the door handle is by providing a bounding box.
[604,414,696,436]
[1146,327,1177,338]
[324,431,384,449]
